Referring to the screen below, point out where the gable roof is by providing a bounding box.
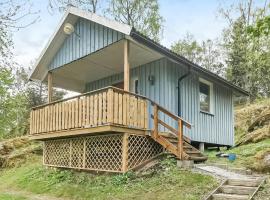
[29,7,249,96]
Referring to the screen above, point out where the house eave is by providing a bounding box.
[130,28,249,96]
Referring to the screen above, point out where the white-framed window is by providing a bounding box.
[199,78,214,114]
[131,76,139,94]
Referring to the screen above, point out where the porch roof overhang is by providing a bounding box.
[46,39,163,92]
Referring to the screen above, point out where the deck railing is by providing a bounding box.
[30,87,148,135]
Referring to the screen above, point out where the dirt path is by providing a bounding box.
[2,188,70,200]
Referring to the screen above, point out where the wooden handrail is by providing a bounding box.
[150,101,190,159]
[32,86,192,128]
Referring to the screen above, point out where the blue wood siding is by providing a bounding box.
[85,58,234,146]
[49,18,124,70]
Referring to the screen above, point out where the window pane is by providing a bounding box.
[200,82,210,112]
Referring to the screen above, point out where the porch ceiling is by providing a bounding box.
[49,39,163,92]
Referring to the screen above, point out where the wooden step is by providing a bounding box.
[212,193,249,200]
[228,179,261,187]
[220,185,256,195]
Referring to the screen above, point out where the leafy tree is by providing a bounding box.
[220,0,270,100]
[48,0,100,13]
[171,33,225,76]
[107,0,164,42]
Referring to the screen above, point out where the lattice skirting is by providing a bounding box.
[43,133,163,172]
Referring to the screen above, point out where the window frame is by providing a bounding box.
[199,78,214,115]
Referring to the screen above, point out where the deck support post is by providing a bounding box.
[199,142,205,152]
[48,71,53,103]
[178,120,183,160]
[124,39,130,91]
[122,133,129,172]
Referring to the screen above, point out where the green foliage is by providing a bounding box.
[171,33,225,76]
[111,171,135,185]
[248,15,270,37]
[0,156,218,200]
[107,0,164,42]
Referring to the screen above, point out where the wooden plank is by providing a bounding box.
[107,89,113,124]
[52,105,55,131]
[102,92,107,124]
[153,104,158,139]
[124,40,130,91]
[32,110,35,134]
[47,71,53,103]
[122,133,128,172]
[55,104,59,131]
[86,96,90,126]
[134,97,138,127]
[122,94,127,126]
[90,95,94,126]
[75,98,79,128]
[118,93,123,125]
[140,100,144,129]
[68,102,72,129]
[94,94,98,126]
[64,103,68,129]
[44,107,47,133]
[82,97,86,127]
[144,101,148,129]
[126,94,130,126]
[61,103,64,130]
[114,92,118,124]
[71,100,75,128]
[98,93,102,125]
[76,98,83,127]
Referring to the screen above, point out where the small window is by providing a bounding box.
[131,77,139,94]
[134,79,139,94]
[199,79,213,113]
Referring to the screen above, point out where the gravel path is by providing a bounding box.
[195,165,252,179]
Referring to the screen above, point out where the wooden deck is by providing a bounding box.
[30,87,148,138]
[29,86,206,172]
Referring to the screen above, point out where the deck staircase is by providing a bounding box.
[149,103,207,162]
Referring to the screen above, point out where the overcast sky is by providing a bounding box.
[13,0,232,69]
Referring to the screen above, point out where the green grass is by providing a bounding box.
[0,156,218,200]
[0,193,27,200]
[206,138,270,172]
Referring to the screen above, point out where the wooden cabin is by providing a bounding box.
[29,7,248,173]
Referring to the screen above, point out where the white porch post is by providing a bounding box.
[124,39,130,91]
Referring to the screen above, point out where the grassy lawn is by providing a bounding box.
[206,138,270,172]
[0,155,218,200]
[0,193,27,200]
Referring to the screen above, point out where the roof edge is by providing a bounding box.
[130,28,249,96]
